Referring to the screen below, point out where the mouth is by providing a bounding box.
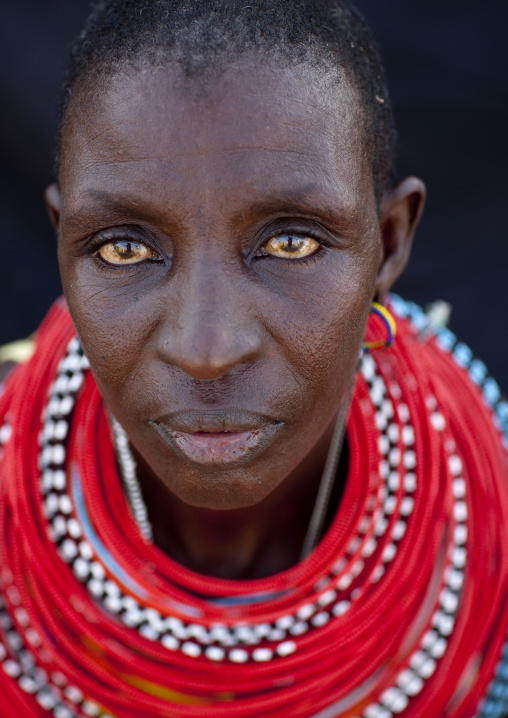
[149,409,283,466]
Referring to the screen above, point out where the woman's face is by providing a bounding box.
[51,60,414,510]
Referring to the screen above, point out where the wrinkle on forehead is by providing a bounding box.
[62,59,363,160]
[59,58,374,222]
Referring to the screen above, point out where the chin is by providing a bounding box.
[159,467,281,511]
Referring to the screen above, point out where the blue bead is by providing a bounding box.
[470,359,488,385]
[480,698,501,716]
[484,378,501,406]
[389,293,408,318]
[408,304,427,330]
[436,328,457,352]
[491,683,504,699]
[496,402,508,427]
[497,664,508,681]
[454,342,473,368]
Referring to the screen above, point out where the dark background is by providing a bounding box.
[1,1,507,387]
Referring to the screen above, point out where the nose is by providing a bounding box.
[155,258,266,380]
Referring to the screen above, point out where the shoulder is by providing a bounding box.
[390,295,507,432]
[0,339,36,385]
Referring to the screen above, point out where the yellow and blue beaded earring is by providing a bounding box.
[363,301,397,352]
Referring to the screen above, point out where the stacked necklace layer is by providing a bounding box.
[1,295,508,718]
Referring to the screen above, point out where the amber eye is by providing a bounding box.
[97,240,160,265]
[262,234,320,260]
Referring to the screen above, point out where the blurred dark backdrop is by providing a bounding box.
[1,1,507,387]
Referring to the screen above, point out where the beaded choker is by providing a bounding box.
[1,296,508,717]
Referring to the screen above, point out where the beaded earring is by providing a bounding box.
[363,301,397,352]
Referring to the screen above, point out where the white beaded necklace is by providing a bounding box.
[111,417,153,541]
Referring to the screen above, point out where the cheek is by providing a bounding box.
[261,253,377,387]
[59,260,158,394]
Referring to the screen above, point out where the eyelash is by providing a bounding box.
[253,246,324,264]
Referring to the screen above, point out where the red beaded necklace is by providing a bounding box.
[0,296,508,718]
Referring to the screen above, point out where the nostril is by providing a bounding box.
[156,324,266,380]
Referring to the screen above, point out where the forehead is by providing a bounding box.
[59,60,371,214]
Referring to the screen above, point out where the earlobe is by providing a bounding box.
[374,176,427,302]
[45,184,62,235]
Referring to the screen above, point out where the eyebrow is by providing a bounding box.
[64,183,360,232]
[238,196,355,226]
[230,181,362,229]
[64,190,159,227]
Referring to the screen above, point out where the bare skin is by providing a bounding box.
[45,59,425,579]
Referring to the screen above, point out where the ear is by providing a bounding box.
[374,176,426,302]
[45,183,62,235]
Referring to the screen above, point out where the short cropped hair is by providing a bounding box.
[57,0,397,202]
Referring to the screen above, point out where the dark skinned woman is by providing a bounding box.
[1,1,507,717]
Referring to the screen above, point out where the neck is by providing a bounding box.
[134,417,349,580]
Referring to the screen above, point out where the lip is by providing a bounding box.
[149,409,283,466]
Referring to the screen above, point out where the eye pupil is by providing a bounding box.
[284,236,302,253]
[116,241,134,257]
